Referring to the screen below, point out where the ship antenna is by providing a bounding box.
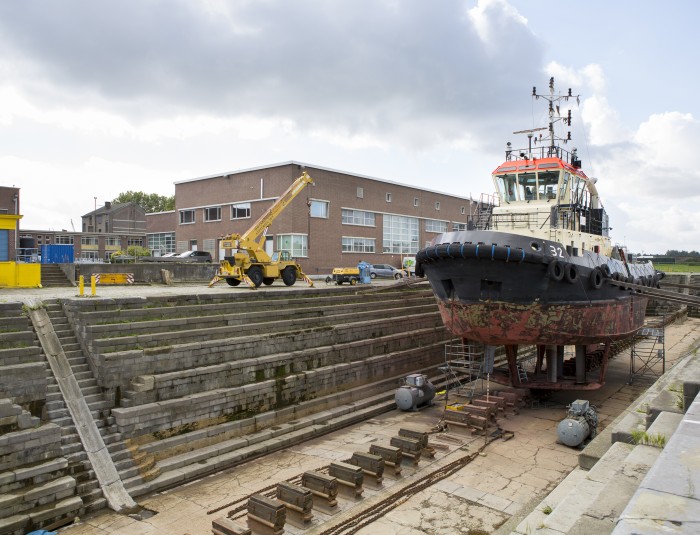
[529,77,580,161]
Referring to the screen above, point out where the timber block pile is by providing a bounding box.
[62,286,450,498]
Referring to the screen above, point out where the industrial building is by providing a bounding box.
[168,161,477,275]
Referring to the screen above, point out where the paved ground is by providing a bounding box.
[43,309,699,535]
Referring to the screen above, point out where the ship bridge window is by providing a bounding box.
[538,171,560,200]
[518,172,537,200]
[559,172,572,202]
[495,174,518,202]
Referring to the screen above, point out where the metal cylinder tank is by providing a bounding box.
[395,374,436,411]
[556,417,590,447]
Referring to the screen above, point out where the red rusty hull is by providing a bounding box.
[436,296,648,346]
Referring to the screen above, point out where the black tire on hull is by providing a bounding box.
[590,267,604,289]
[564,263,579,284]
[548,260,565,282]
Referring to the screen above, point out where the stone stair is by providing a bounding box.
[62,285,451,498]
[40,299,156,514]
[40,264,73,287]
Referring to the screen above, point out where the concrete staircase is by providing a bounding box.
[0,303,83,535]
[63,285,451,498]
[40,299,156,513]
[40,264,73,287]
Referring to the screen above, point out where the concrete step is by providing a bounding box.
[513,441,660,534]
[125,389,396,497]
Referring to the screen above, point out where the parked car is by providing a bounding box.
[369,263,404,279]
[176,250,213,263]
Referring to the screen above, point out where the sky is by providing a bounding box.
[1,0,698,254]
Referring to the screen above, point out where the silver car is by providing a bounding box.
[370,263,404,279]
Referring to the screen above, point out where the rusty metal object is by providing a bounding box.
[436,297,648,346]
[276,481,313,521]
[349,452,384,484]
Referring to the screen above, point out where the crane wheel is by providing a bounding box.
[248,267,264,287]
[282,267,297,286]
[225,278,241,287]
[262,278,274,286]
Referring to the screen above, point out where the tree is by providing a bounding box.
[112,191,175,213]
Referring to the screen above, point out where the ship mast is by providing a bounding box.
[531,77,580,157]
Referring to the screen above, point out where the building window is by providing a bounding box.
[386,193,392,203]
[231,203,251,219]
[414,197,419,207]
[453,222,467,231]
[179,209,195,224]
[460,206,466,215]
[277,234,308,257]
[342,237,375,253]
[435,201,441,211]
[383,215,419,254]
[309,200,329,219]
[55,235,73,245]
[357,187,364,199]
[127,237,144,247]
[81,236,98,246]
[341,209,375,227]
[425,219,448,233]
[147,232,176,254]
[204,206,221,222]
[80,251,99,261]
[105,237,120,247]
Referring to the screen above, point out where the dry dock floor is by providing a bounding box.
[51,315,700,535]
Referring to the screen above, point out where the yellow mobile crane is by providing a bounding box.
[209,171,315,289]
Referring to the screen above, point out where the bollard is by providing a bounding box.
[91,274,97,296]
[79,275,85,296]
[369,444,402,476]
[247,494,285,534]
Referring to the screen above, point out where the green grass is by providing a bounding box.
[657,263,700,273]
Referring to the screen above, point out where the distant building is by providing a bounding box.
[81,201,146,234]
[173,161,477,275]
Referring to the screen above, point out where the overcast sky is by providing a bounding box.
[1,0,697,254]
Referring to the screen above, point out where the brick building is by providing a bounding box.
[174,161,477,275]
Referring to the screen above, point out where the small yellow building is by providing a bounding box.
[0,214,41,288]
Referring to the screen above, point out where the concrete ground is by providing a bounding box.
[46,314,700,535]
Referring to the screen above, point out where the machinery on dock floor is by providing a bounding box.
[209,172,315,289]
[395,373,436,411]
[557,399,598,447]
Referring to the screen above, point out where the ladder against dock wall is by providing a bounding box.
[629,322,666,385]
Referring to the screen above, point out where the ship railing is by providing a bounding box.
[505,144,580,167]
[490,210,550,230]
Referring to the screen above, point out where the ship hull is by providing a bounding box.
[417,230,657,347]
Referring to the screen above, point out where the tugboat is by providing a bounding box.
[416,78,663,390]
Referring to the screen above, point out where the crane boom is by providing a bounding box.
[212,171,315,289]
[241,171,313,245]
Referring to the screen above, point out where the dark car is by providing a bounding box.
[369,263,404,279]
[176,250,213,263]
